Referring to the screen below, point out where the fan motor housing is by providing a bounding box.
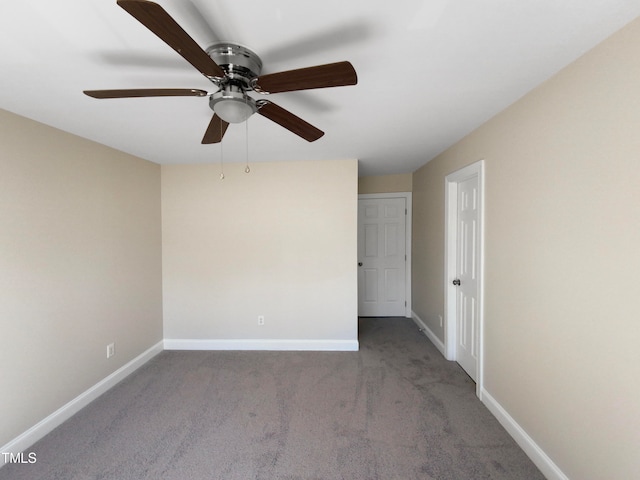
[206,43,263,85]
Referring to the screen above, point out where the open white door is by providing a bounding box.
[445,161,484,394]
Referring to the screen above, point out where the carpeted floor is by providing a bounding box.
[0,318,545,479]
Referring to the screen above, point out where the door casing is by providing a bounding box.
[445,160,485,398]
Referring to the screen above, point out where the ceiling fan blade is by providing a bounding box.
[254,61,357,94]
[117,0,225,78]
[202,114,229,144]
[257,101,324,142]
[83,88,208,99]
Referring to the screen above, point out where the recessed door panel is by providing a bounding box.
[384,205,400,218]
[364,224,378,258]
[364,205,378,218]
[384,268,399,302]
[363,269,378,303]
[384,223,399,257]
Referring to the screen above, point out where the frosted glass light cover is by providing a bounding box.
[214,99,253,123]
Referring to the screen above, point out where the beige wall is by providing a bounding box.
[358,173,412,194]
[0,109,163,447]
[412,17,640,480]
[162,159,358,345]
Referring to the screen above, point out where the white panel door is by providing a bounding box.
[358,197,406,316]
[454,176,480,380]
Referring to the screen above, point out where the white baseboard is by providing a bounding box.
[481,389,568,480]
[411,311,446,357]
[1,341,163,457]
[164,338,359,351]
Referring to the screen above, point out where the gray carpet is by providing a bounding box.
[0,318,545,479]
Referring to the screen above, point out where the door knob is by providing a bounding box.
[452,279,461,286]
[358,262,363,267]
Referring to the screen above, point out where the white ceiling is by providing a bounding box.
[1,1,638,176]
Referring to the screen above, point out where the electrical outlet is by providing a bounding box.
[106,343,115,359]
[258,315,265,326]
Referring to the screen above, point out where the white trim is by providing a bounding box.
[411,310,446,356]
[0,341,163,457]
[444,160,485,398]
[358,192,413,317]
[482,389,569,480]
[164,338,359,351]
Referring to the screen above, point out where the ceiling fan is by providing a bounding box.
[84,0,358,144]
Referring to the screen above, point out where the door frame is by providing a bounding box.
[444,160,485,398]
[358,192,412,317]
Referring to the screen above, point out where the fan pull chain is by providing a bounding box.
[244,117,250,174]
[219,120,225,180]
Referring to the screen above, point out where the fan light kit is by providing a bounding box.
[83,0,358,144]
[210,86,256,124]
